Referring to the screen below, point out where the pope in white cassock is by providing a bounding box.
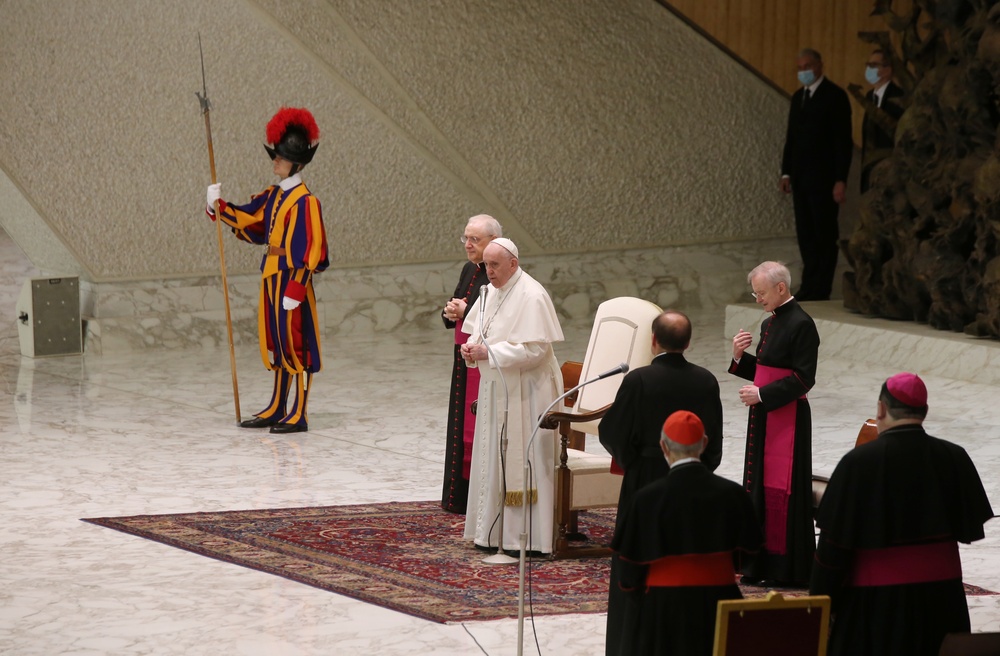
[460,238,564,553]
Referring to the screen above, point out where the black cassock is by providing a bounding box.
[610,462,762,656]
[440,260,490,513]
[599,352,723,656]
[810,425,994,656]
[729,299,818,585]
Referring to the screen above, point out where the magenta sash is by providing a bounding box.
[455,319,478,479]
[850,541,962,586]
[754,364,803,554]
[454,318,470,346]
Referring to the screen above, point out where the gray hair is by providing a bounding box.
[748,261,792,288]
[466,214,503,238]
[660,433,703,459]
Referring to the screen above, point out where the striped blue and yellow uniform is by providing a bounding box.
[216,181,329,427]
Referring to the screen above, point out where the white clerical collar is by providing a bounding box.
[806,75,825,95]
[670,457,700,468]
[279,173,303,191]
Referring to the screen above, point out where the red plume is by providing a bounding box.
[266,107,320,145]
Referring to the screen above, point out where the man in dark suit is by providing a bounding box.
[856,49,906,193]
[780,48,853,301]
[599,310,724,656]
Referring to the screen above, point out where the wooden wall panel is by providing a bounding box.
[660,0,915,144]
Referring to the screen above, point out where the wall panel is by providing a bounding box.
[0,0,796,280]
[662,0,915,144]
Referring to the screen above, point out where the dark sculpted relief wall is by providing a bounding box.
[844,0,1000,337]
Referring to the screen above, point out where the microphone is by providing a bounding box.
[513,361,629,653]
[596,362,629,380]
[480,284,488,304]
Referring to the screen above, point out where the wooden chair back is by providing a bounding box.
[714,592,831,656]
[812,418,878,514]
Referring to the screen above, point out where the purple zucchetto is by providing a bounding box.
[885,372,928,409]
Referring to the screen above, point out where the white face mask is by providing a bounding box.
[797,69,817,87]
[865,66,882,85]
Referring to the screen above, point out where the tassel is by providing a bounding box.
[504,489,538,507]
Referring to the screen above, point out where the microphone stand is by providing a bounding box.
[515,364,627,655]
[475,285,516,565]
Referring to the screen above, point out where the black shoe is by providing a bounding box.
[270,422,308,434]
[240,415,279,429]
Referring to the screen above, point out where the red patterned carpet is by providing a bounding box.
[83,500,616,623]
[82,501,996,624]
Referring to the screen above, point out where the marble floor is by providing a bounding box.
[2,229,999,655]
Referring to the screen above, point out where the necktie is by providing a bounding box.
[802,88,811,108]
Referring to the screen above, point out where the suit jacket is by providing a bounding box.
[860,81,906,192]
[781,77,853,192]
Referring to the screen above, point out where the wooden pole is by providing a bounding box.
[198,35,241,424]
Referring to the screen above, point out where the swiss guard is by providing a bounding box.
[206,107,329,434]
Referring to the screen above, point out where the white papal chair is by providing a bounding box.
[540,296,662,559]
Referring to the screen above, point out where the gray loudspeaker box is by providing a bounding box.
[16,276,83,357]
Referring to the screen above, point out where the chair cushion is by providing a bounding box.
[565,448,621,510]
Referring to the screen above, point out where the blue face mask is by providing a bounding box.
[865,66,882,85]
[797,69,816,87]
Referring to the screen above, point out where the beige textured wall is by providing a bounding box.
[0,0,793,282]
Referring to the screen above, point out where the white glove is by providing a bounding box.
[206,183,222,213]
[282,296,301,311]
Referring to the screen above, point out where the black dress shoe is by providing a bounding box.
[240,416,279,429]
[270,422,308,434]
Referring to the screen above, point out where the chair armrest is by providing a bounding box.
[539,403,612,430]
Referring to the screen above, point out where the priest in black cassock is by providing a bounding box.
[440,214,500,513]
[730,261,818,587]
[810,373,994,656]
[610,411,762,656]
[599,310,723,656]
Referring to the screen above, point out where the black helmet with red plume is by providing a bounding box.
[264,107,320,166]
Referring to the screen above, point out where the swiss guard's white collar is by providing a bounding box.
[279,173,303,191]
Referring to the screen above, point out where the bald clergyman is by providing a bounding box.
[460,238,564,554]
